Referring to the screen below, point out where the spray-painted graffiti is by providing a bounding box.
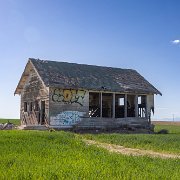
[50,111,85,126]
[52,89,86,106]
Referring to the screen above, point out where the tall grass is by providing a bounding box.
[0,130,180,179]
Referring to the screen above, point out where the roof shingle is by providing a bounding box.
[29,58,161,95]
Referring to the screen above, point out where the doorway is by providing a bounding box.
[41,101,45,125]
[127,95,135,117]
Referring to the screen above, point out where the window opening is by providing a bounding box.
[115,95,125,118]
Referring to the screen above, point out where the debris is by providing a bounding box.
[157,129,169,134]
[0,123,16,130]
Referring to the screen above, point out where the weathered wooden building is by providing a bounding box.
[15,58,161,130]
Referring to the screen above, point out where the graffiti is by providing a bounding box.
[50,111,85,126]
[52,89,86,106]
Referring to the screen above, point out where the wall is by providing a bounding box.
[49,89,153,128]
[76,117,150,129]
[49,88,89,127]
[21,68,49,125]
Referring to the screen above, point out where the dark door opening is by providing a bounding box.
[115,94,125,118]
[41,101,45,125]
[127,95,135,117]
[35,100,40,124]
[102,93,113,118]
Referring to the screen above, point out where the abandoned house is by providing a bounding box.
[15,58,161,130]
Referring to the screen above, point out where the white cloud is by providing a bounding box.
[171,39,180,44]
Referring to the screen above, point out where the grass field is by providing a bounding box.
[0,121,180,179]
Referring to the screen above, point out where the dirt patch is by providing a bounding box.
[84,139,180,159]
[152,121,180,126]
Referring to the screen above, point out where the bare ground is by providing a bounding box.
[152,121,180,126]
[84,139,180,159]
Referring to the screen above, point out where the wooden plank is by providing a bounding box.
[113,93,115,118]
[135,95,138,117]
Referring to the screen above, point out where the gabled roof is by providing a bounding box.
[15,58,162,95]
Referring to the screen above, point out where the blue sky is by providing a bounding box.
[0,0,180,120]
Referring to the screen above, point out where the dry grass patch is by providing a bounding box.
[84,139,180,159]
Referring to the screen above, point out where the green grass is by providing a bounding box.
[0,130,180,179]
[154,124,180,134]
[83,125,180,155]
[0,119,20,125]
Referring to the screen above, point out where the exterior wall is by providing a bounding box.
[49,88,152,129]
[49,88,89,127]
[20,81,154,129]
[20,69,49,125]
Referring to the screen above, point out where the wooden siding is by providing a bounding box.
[20,68,49,125]
[75,117,150,129]
[49,88,89,126]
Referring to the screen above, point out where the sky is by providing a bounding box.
[0,0,180,120]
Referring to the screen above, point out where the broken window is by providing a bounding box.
[24,102,27,112]
[115,94,125,118]
[138,95,146,118]
[127,95,135,117]
[102,93,113,118]
[89,92,100,117]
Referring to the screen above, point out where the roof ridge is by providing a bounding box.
[29,58,135,71]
